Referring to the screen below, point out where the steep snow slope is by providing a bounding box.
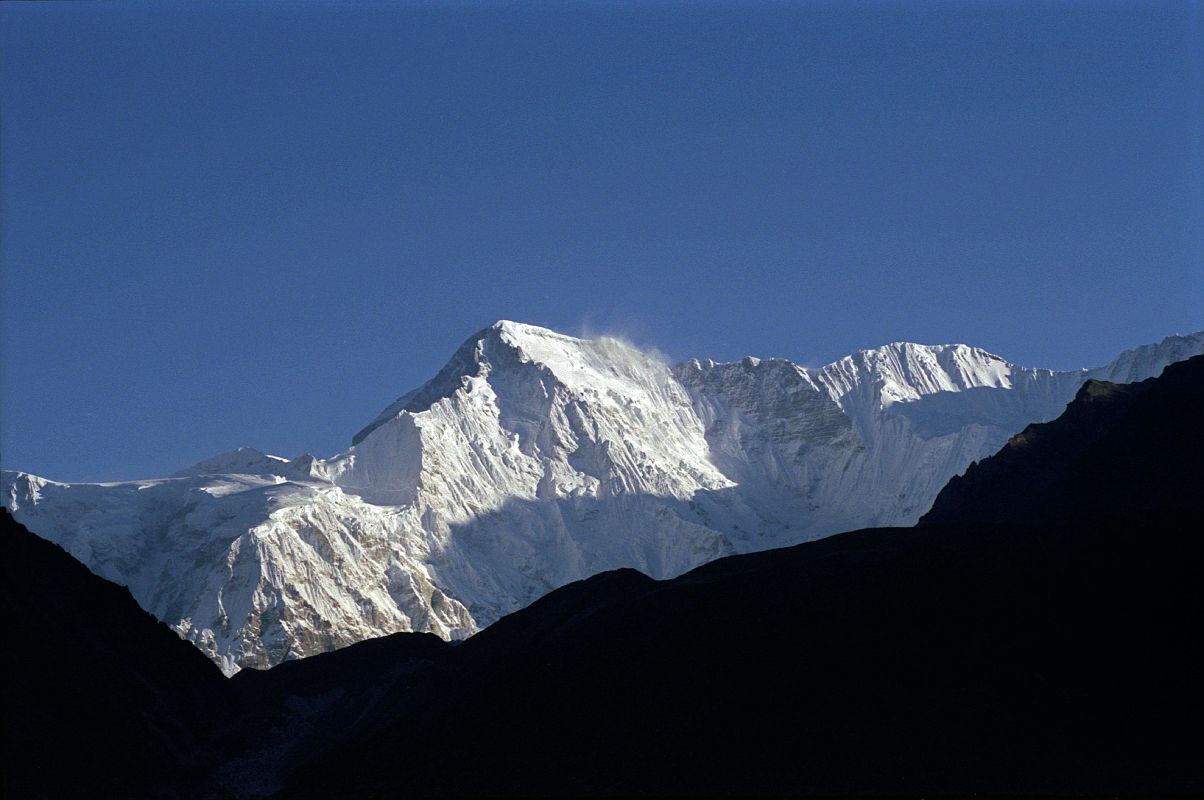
[5,322,1202,673]
[3,471,473,676]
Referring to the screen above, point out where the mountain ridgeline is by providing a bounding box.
[4,323,1201,673]
[3,354,1201,798]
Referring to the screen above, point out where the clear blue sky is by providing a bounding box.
[2,1,1201,481]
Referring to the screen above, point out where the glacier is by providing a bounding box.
[5,322,1202,674]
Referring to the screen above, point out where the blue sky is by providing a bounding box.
[2,1,1201,481]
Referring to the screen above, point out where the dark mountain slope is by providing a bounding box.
[216,631,451,797]
[271,355,1204,798]
[274,517,1201,798]
[1,509,230,799]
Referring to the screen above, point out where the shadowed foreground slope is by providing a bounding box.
[1,509,230,799]
[273,525,1201,797]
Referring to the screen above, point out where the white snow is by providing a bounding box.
[4,323,1201,674]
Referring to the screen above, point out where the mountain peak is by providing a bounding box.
[171,447,290,478]
[489,318,549,335]
[352,322,645,445]
[815,340,1014,411]
[852,340,1006,364]
[486,319,579,347]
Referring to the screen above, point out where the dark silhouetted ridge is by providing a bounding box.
[1,509,228,799]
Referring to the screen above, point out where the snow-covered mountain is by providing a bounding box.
[5,322,1202,674]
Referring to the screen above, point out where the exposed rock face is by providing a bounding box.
[5,322,1202,672]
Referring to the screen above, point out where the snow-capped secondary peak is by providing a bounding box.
[5,325,1202,674]
[171,447,292,478]
[817,341,1014,410]
[1089,333,1204,385]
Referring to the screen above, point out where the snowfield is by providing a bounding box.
[5,322,1202,674]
